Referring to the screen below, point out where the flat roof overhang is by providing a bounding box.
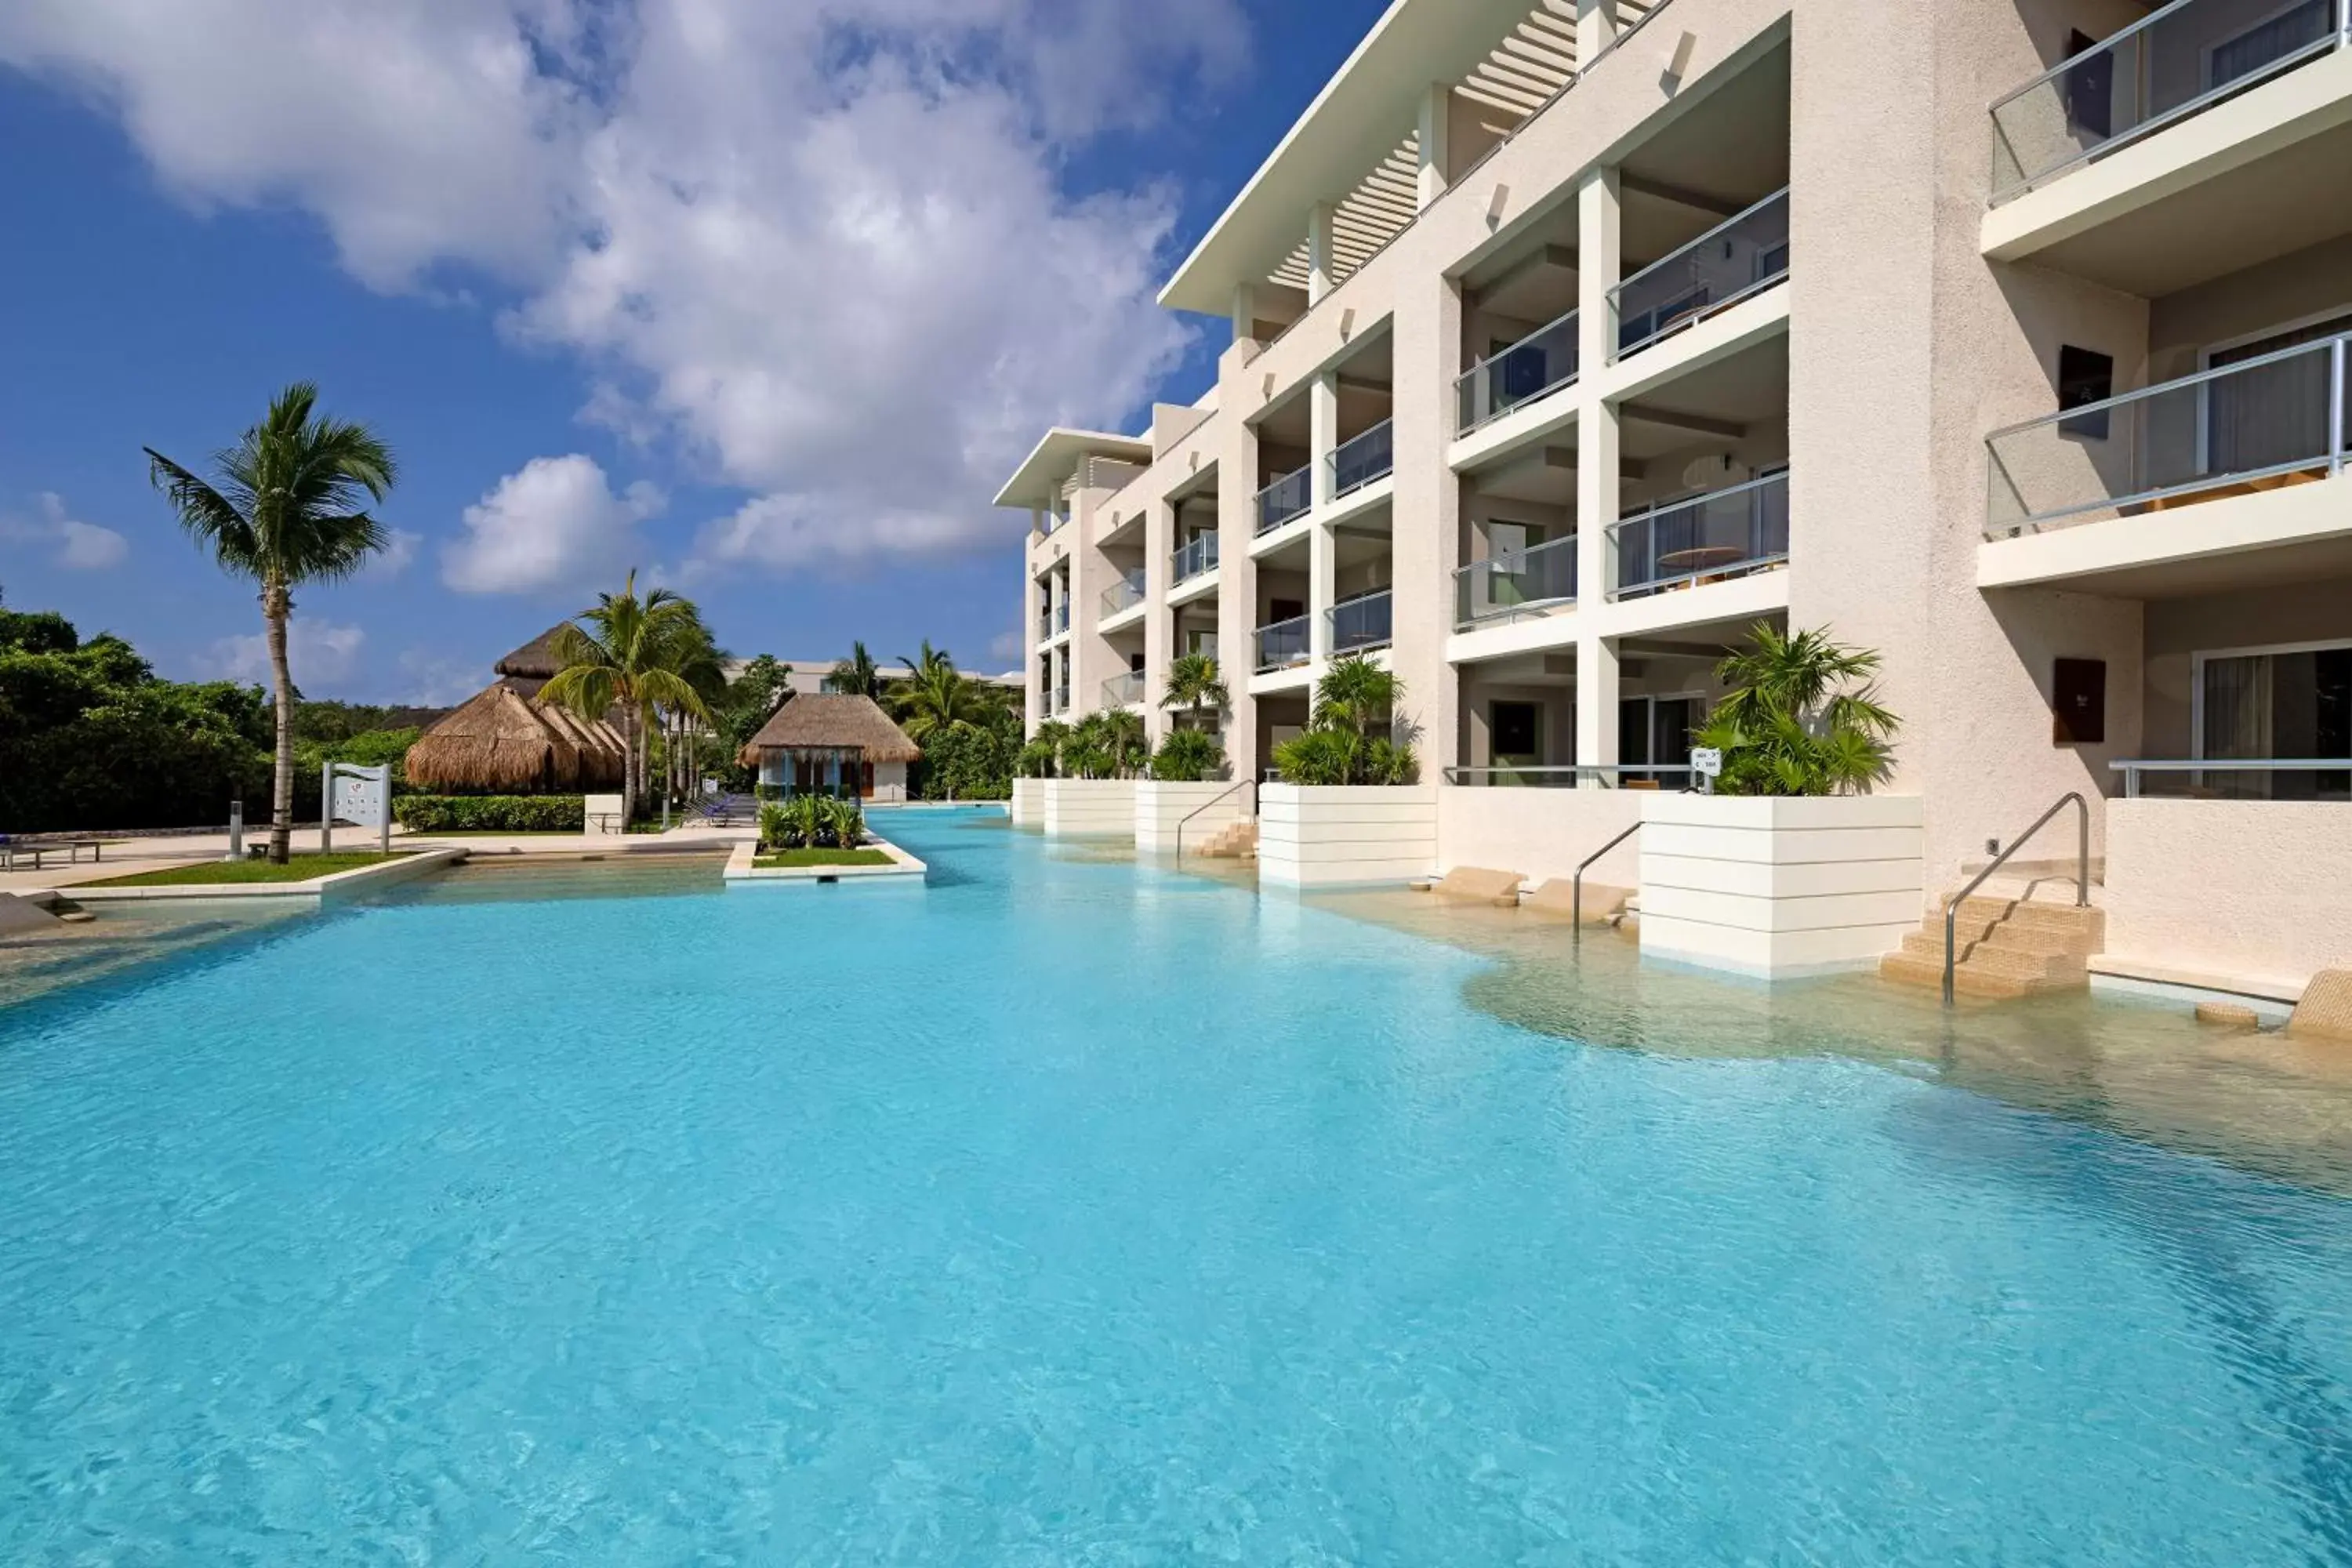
[1158,0,1549,317]
[991,428,1153,510]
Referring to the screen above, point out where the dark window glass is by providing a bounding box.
[2063,29,2112,139]
[1493,702,1538,758]
[2058,345,2114,441]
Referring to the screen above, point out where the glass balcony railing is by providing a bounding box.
[1608,469,1791,600]
[1457,308,1580,433]
[1102,670,1146,708]
[1053,684,1070,713]
[1330,419,1395,499]
[1036,612,1053,644]
[1986,332,2350,535]
[1610,188,1790,361]
[1991,0,2345,200]
[1255,466,1313,534]
[1255,615,1310,673]
[1443,764,1698,789]
[1054,601,1070,634]
[1455,533,1578,628]
[1101,572,1145,619]
[1329,590,1394,654]
[1173,532,1220,583]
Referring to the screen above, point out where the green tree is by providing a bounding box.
[1160,652,1229,731]
[1149,727,1223,782]
[537,571,716,823]
[1691,622,1899,797]
[1015,718,1071,779]
[830,641,883,699]
[146,382,396,862]
[892,647,989,746]
[1270,653,1417,786]
[1100,708,1149,779]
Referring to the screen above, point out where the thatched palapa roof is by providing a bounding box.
[405,682,626,793]
[492,624,572,698]
[738,694,920,766]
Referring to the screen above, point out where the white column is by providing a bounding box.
[1575,0,1621,63]
[1416,85,1451,210]
[1575,166,1623,780]
[1231,282,1258,347]
[1308,203,1336,305]
[1309,372,1338,665]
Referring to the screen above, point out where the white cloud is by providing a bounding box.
[367,528,424,579]
[443,453,664,595]
[0,492,129,570]
[203,618,368,691]
[394,647,488,707]
[0,0,1247,572]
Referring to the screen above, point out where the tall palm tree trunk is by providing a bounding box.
[620,703,640,826]
[263,582,295,864]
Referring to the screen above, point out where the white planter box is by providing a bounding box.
[1637,794,1925,978]
[1042,779,1136,839]
[1258,783,1439,891]
[1010,777,1044,829]
[1134,781,1248,855]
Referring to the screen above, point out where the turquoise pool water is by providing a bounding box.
[4,812,2350,1563]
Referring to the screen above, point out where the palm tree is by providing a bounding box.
[893,650,988,746]
[147,382,396,863]
[1312,653,1401,743]
[537,571,715,824]
[1160,652,1229,731]
[1693,622,1900,797]
[1099,708,1149,778]
[831,641,883,699]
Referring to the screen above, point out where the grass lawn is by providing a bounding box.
[85,852,408,887]
[752,848,895,869]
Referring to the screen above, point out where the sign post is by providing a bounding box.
[323,763,393,854]
[1690,746,1724,795]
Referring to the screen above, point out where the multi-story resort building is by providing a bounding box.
[997,0,2352,999]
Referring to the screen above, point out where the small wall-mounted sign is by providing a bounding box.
[2053,657,2106,746]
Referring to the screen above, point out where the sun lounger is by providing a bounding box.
[1431,866,1526,907]
[1524,879,1630,924]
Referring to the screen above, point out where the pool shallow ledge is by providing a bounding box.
[722,837,927,888]
[56,846,469,906]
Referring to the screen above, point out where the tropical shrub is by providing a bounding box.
[1149,728,1224,782]
[914,720,1014,800]
[1692,623,1899,797]
[757,800,790,851]
[1015,719,1069,779]
[821,795,866,848]
[1160,653,1229,731]
[782,793,827,848]
[394,795,586,832]
[1269,653,1418,786]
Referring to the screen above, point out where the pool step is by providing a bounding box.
[1878,895,2105,1000]
[1193,818,1258,860]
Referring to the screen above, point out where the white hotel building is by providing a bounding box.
[998,0,2352,1000]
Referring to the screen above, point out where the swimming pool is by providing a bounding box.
[4,811,2349,1563]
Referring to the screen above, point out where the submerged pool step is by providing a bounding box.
[1878,894,2107,1000]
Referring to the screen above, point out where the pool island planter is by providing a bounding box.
[1010,778,1044,829]
[63,847,467,905]
[723,837,926,887]
[1042,779,1136,840]
[1134,781,1249,855]
[1258,782,1439,891]
[1635,793,1926,979]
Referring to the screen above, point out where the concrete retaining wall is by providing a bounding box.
[1259,783,1439,890]
[1134,781,1249,855]
[1043,779,1136,839]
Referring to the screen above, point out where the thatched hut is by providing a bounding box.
[405,684,586,794]
[492,625,568,699]
[738,695,920,801]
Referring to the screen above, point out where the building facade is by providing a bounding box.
[999,0,2352,994]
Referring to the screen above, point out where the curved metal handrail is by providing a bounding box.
[1572,821,1646,942]
[1174,776,1257,860]
[1943,792,2089,1006]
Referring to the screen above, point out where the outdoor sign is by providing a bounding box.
[323,763,393,854]
[1690,747,1724,793]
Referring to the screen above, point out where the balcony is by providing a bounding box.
[1456,534,1578,629]
[1991,0,2348,200]
[1101,571,1146,619]
[1457,309,1579,434]
[1054,684,1071,713]
[1102,670,1146,708]
[1330,419,1394,501]
[1609,469,1791,600]
[1329,589,1394,655]
[1255,614,1310,673]
[1173,532,1221,583]
[1611,188,1791,362]
[1986,332,2350,535]
[1256,466,1313,535]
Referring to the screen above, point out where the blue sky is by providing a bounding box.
[0,0,1385,703]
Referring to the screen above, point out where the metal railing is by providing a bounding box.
[1457,307,1580,433]
[1573,821,1646,942]
[2112,757,2352,798]
[1455,534,1577,628]
[1102,670,1146,708]
[1943,793,2090,1005]
[1609,469,1791,600]
[1101,572,1145,619]
[1443,764,1696,789]
[1254,614,1310,673]
[1610,187,1790,361]
[1991,0,2348,201]
[1987,332,2350,535]
[1256,466,1312,534]
[1329,590,1394,654]
[1173,532,1220,583]
[1330,419,1395,499]
[1175,777,1257,859]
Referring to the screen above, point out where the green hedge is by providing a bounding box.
[393,795,586,833]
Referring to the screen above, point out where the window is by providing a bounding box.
[2203,313,2352,478]
[2198,644,2352,800]
[1269,597,1305,622]
[1619,695,1700,786]
[1491,702,1540,761]
[2057,345,2114,441]
[2209,1,2330,92]
[2063,29,2112,139]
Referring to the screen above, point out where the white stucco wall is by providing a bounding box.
[1638,794,1928,978]
[1434,785,1646,890]
[1258,783,1439,890]
[2102,799,2352,997]
[1011,777,1044,829]
[1134,781,1249,855]
[1042,779,1136,839]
